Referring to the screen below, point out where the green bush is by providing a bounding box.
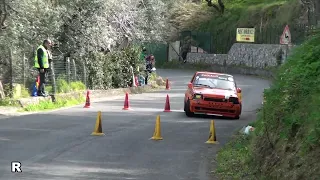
[86,46,143,90]
[1,83,30,99]
[46,85,53,94]
[20,85,31,98]
[255,34,320,150]
[216,34,320,179]
[0,98,20,106]
[56,78,70,93]
[54,79,86,93]
[70,81,86,91]
[149,72,158,81]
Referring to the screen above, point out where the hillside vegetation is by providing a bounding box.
[215,33,320,179]
[170,0,315,53]
[198,0,304,30]
[168,1,320,179]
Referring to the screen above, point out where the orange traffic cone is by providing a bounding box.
[84,90,91,108]
[165,79,170,90]
[163,94,171,112]
[122,92,131,110]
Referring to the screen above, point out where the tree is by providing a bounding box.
[0,0,62,83]
[0,0,183,89]
[168,1,213,35]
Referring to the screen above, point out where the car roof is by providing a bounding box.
[195,71,233,77]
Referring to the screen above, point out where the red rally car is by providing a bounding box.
[184,71,242,119]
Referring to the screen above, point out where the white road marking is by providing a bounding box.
[0,127,53,132]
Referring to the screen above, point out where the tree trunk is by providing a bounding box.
[315,0,320,25]
[0,80,5,99]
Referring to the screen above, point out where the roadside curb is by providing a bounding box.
[18,84,158,107]
[0,84,165,118]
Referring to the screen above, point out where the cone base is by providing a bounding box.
[163,110,171,112]
[150,136,163,140]
[84,105,91,108]
[91,132,105,136]
[205,140,219,144]
[122,107,132,110]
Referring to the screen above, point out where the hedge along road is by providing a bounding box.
[0,69,271,180]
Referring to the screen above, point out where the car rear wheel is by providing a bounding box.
[185,99,194,117]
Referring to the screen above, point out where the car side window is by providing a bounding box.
[190,73,197,82]
[193,76,202,84]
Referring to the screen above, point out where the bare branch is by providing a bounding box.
[0,0,8,29]
[206,0,220,12]
[206,0,225,14]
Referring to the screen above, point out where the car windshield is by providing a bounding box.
[193,75,235,90]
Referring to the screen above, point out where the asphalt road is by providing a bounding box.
[0,69,271,180]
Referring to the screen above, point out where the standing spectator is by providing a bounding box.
[34,39,53,97]
[145,54,155,85]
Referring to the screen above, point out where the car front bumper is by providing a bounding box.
[189,99,241,118]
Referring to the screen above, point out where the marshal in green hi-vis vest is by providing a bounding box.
[34,45,49,68]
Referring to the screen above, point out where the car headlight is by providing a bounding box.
[193,94,203,99]
[229,97,239,104]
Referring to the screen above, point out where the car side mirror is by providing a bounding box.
[188,82,193,89]
[237,88,242,93]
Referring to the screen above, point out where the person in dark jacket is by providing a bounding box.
[144,54,155,85]
[34,39,52,97]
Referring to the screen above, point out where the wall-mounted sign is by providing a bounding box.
[280,25,291,45]
[236,28,255,42]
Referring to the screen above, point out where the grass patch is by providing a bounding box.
[215,34,320,179]
[149,72,158,82]
[0,98,20,107]
[21,95,85,112]
[55,79,86,93]
[215,133,256,179]
[0,80,86,108]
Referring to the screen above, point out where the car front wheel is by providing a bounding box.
[185,99,194,117]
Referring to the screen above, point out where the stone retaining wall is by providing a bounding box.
[186,43,291,77]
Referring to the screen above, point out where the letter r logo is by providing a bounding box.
[11,161,22,173]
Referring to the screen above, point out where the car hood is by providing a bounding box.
[193,87,237,98]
